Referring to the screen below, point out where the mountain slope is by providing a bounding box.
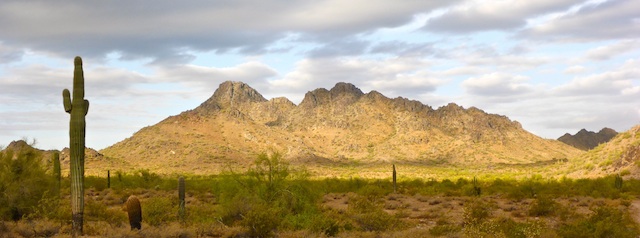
[100,81,581,175]
[558,128,618,150]
[563,125,640,178]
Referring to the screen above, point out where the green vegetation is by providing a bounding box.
[2,148,640,237]
[0,146,56,221]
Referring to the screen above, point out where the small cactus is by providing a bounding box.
[615,174,623,190]
[52,151,61,194]
[472,177,481,196]
[392,164,397,193]
[178,176,186,222]
[107,170,111,189]
[124,195,142,230]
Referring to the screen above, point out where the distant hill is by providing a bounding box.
[558,128,618,150]
[563,125,640,178]
[100,81,581,175]
[1,140,115,176]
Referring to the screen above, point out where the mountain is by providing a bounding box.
[100,81,581,175]
[558,128,618,150]
[562,125,640,178]
[1,140,115,176]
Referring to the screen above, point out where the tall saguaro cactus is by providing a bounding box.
[392,164,397,193]
[52,152,61,195]
[178,176,186,222]
[62,56,89,236]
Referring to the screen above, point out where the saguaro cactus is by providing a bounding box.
[178,176,186,222]
[472,177,481,196]
[52,151,61,194]
[125,195,142,230]
[615,174,623,190]
[392,164,397,193]
[62,56,90,236]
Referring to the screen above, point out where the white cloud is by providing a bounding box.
[564,65,587,74]
[586,40,640,61]
[554,59,640,96]
[462,72,534,97]
[271,56,441,102]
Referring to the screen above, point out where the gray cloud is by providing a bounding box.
[369,41,437,57]
[0,0,457,64]
[586,40,640,61]
[0,42,23,64]
[423,0,584,33]
[523,0,640,41]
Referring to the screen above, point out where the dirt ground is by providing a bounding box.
[321,193,638,231]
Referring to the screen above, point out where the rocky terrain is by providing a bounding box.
[99,81,581,175]
[562,125,640,178]
[558,128,618,150]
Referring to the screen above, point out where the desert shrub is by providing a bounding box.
[143,196,177,226]
[347,194,402,232]
[216,152,324,235]
[352,209,401,232]
[429,217,461,236]
[528,196,557,217]
[493,217,544,238]
[85,198,126,227]
[26,193,70,221]
[0,147,56,221]
[557,206,640,238]
[186,203,218,224]
[243,202,283,238]
[108,169,165,190]
[356,183,388,200]
[463,199,492,225]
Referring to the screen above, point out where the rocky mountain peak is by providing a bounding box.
[5,140,32,153]
[329,82,364,98]
[558,127,618,151]
[213,81,267,105]
[299,82,364,108]
[599,127,618,136]
[197,81,267,111]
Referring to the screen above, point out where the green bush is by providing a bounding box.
[463,199,492,225]
[528,196,557,217]
[347,194,402,232]
[143,197,177,226]
[216,152,324,235]
[430,217,461,236]
[557,206,640,238]
[0,147,56,221]
[243,202,283,238]
[84,198,126,227]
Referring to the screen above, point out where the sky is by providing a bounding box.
[0,0,639,150]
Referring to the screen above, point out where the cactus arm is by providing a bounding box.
[84,99,89,115]
[63,89,72,112]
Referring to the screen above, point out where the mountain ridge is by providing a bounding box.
[558,127,618,150]
[100,81,581,175]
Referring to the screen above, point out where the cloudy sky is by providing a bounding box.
[1,0,639,150]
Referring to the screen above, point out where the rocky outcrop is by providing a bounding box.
[197,81,267,112]
[558,128,618,150]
